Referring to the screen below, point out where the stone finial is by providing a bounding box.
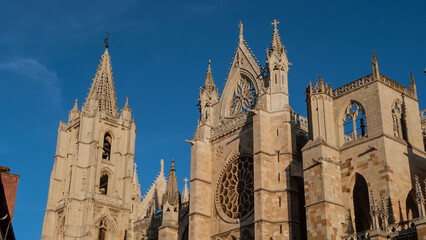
[68,98,80,123]
[410,73,417,97]
[239,20,244,42]
[160,158,164,176]
[372,50,380,80]
[124,97,130,110]
[181,178,190,203]
[201,59,217,95]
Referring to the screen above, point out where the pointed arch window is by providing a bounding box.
[98,219,107,240]
[392,101,407,141]
[102,133,112,160]
[99,171,109,195]
[353,174,371,232]
[343,102,367,142]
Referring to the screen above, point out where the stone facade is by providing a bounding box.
[189,21,307,240]
[41,45,189,240]
[41,21,426,240]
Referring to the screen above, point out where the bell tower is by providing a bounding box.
[41,44,136,240]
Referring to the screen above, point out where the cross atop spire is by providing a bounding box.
[239,20,244,42]
[271,19,280,31]
[269,19,284,55]
[104,32,110,49]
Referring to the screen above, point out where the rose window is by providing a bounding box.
[229,77,257,116]
[216,155,254,223]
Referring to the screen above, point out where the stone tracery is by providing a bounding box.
[216,155,254,223]
[229,76,257,116]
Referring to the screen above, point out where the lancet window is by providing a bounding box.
[353,174,370,232]
[392,101,407,140]
[229,76,257,116]
[102,133,112,160]
[99,171,109,195]
[98,219,107,240]
[343,102,367,142]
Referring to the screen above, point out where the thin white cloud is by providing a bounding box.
[0,58,62,106]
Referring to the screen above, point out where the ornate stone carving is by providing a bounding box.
[229,76,257,116]
[215,155,254,224]
[211,113,253,142]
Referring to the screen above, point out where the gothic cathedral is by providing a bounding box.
[42,20,426,240]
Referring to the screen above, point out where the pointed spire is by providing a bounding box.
[181,178,190,203]
[410,73,417,97]
[372,51,380,80]
[70,99,79,113]
[68,98,80,123]
[124,97,130,110]
[162,159,179,206]
[239,20,244,43]
[270,19,284,55]
[202,60,217,95]
[86,46,119,117]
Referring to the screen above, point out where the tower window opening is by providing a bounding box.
[98,219,107,240]
[102,133,112,160]
[353,174,370,232]
[278,173,280,182]
[343,102,367,142]
[392,101,407,141]
[275,73,278,84]
[279,197,281,207]
[99,172,109,195]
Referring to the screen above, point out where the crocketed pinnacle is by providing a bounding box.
[87,47,119,117]
[372,51,380,79]
[181,178,189,203]
[162,159,179,206]
[71,99,79,112]
[202,60,217,94]
[123,97,130,110]
[270,19,284,55]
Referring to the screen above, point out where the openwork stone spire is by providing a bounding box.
[86,47,119,117]
[162,159,179,206]
[269,19,285,55]
[202,60,217,95]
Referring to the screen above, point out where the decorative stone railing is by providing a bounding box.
[291,111,308,132]
[332,74,375,98]
[387,219,417,238]
[341,230,371,240]
[308,73,416,100]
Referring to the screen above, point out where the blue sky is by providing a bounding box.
[0,0,425,238]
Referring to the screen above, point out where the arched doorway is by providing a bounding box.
[406,189,419,220]
[353,173,371,232]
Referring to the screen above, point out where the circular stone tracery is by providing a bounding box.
[216,155,254,223]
